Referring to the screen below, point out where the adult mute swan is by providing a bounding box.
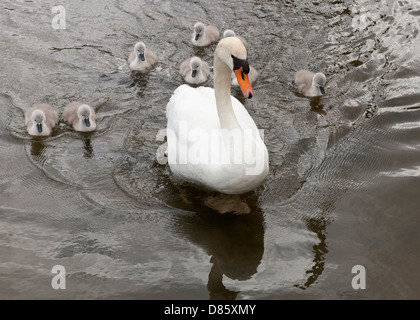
[294,70,326,97]
[25,103,58,136]
[64,101,97,132]
[166,37,269,195]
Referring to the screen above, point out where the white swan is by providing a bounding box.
[63,101,97,132]
[25,103,58,136]
[180,56,210,85]
[294,70,326,97]
[166,37,269,195]
[128,41,158,72]
[191,22,220,47]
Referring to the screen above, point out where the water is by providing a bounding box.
[1,0,419,299]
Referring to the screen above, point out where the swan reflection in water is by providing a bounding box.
[81,135,94,159]
[170,186,330,299]
[30,138,46,158]
[29,138,48,167]
[172,191,265,300]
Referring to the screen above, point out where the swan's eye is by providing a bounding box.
[232,55,250,74]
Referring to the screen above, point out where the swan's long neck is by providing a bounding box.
[214,54,241,131]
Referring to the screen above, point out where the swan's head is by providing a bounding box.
[313,72,326,94]
[78,104,93,127]
[223,29,236,38]
[134,42,147,61]
[194,22,205,41]
[31,109,46,133]
[216,37,254,99]
[189,57,202,78]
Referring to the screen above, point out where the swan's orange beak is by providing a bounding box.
[234,67,254,99]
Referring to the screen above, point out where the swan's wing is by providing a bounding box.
[179,58,192,78]
[166,85,220,133]
[63,101,81,126]
[90,106,96,121]
[231,98,260,132]
[127,51,136,64]
[146,49,158,65]
[24,106,35,126]
[43,105,58,129]
[201,61,211,77]
[206,25,220,42]
[166,85,220,183]
[295,70,314,94]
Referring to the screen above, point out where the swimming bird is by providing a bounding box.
[128,41,158,72]
[166,37,269,195]
[180,56,210,85]
[191,22,220,47]
[25,103,58,136]
[294,70,326,97]
[63,101,96,132]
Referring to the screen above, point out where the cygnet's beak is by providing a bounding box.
[37,123,43,133]
[234,67,254,99]
[191,69,197,78]
[195,33,200,41]
[84,118,91,127]
[139,53,145,61]
[320,86,325,95]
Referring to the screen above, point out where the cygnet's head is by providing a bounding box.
[194,22,205,40]
[313,72,326,94]
[78,104,92,127]
[223,29,236,38]
[189,57,202,78]
[134,42,147,61]
[31,109,46,133]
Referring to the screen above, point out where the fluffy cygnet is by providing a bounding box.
[63,101,97,132]
[180,56,210,84]
[25,103,58,136]
[128,41,158,72]
[294,70,326,97]
[191,22,220,47]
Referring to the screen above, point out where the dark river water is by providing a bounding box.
[1,0,419,299]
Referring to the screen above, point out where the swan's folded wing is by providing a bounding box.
[166,85,220,133]
[63,101,81,126]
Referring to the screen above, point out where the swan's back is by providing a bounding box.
[167,85,258,133]
[63,101,81,127]
[294,70,314,95]
[205,25,220,43]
